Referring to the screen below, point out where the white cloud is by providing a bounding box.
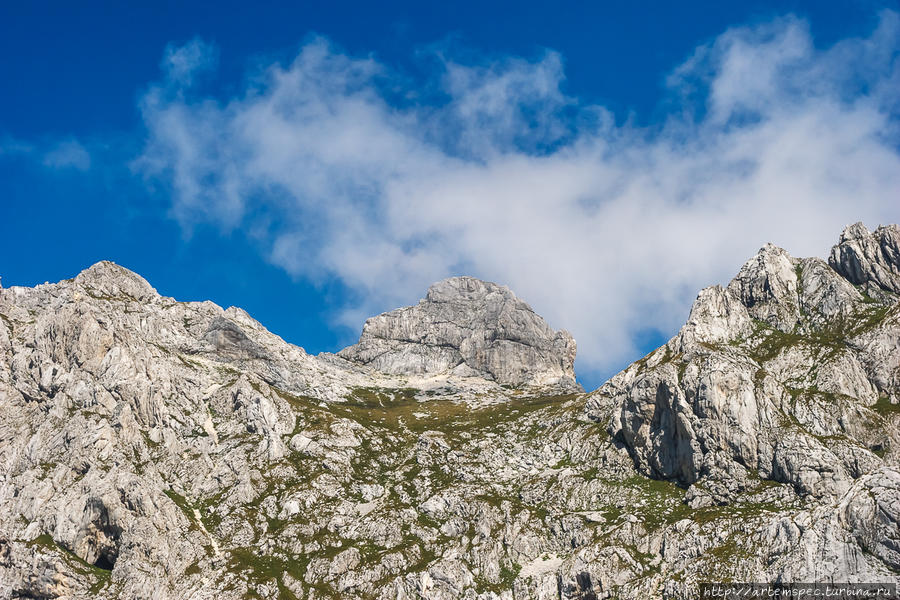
[0,137,34,156]
[42,139,91,170]
[0,136,92,171]
[161,38,218,88]
[137,15,900,384]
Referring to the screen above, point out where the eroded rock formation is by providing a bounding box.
[338,276,579,391]
[0,223,899,599]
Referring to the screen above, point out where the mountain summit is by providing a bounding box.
[338,276,579,391]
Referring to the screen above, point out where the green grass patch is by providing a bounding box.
[164,488,199,531]
[226,547,305,600]
[27,533,112,593]
[747,299,892,365]
[873,395,900,416]
[334,388,581,438]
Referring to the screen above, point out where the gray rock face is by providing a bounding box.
[726,243,801,332]
[830,222,900,296]
[2,224,900,599]
[74,260,158,301]
[338,276,579,390]
[594,223,900,509]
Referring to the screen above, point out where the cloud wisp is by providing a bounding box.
[1,137,92,171]
[137,15,900,383]
[42,139,92,171]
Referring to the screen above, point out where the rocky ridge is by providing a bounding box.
[0,222,898,599]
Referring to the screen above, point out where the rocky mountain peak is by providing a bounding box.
[73,261,158,302]
[725,242,800,331]
[338,276,579,390]
[424,276,512,303]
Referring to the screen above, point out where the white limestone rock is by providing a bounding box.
[1,223,899,599]
[675,285,753,351]
[830,222,900,296]
[601,227,900,507]
[338,276,580,390]
[726,243,801,332]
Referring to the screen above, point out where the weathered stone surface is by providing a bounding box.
[74,260,158,302]
[830,222,900,296]
[726,243,801,332]
[1,222,900,599]
[675,284,753,350]
[338,276,579,390]
[598,224,900,503]
[843,467,900,571]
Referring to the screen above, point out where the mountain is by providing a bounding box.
[338,276,579,391]
[0,223,899,599]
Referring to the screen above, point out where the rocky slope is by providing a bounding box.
[0,223,899,599]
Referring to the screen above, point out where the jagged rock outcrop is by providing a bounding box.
[830,222,900,297]
[338,276,579,390]
[594,222,900,509]
[1,224,899,599]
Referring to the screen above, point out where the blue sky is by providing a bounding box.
[2,1,899,389]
